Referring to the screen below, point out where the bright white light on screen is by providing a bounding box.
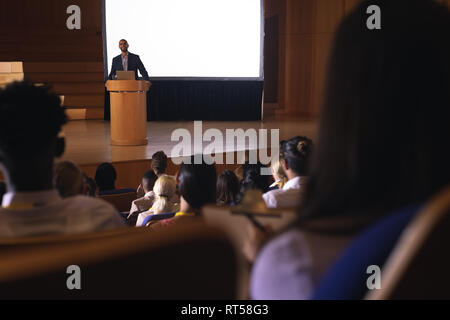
[105,0,261,78]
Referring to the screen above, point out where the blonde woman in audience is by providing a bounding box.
[136,175,178,227]
[269,160,287,190]
[263,136,313,209]
[147,155,217,230]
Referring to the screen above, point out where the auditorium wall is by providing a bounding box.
[0,0,449,120]
[265,0,450,117]
[0,0,105,119]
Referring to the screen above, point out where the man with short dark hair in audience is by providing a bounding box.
[95,162,135,195]
[136,151,170,198]
[127,170,158,225]
[0,81,125,237]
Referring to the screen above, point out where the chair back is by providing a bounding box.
[99,191,137,212]
[312,203,422,299]
[367,186,450,299]
[0,222,237,299]
[0,226,135,251]
[313,186,450,300]
[142,212,176,227]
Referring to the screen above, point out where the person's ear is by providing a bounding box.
[55,137,65,158]
[281,158,289,171]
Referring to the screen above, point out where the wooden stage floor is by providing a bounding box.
[61,119,318,166]
[0,118,318,189]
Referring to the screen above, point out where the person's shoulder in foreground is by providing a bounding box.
[0,191,124,237]
[250,229,314,300]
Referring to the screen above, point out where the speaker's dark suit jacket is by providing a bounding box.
[108,52,150,80]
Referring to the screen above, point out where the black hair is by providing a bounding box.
[300,0,450,221]
[0,81,67,157]
[151,151,168,175]
[0,181,6,203]
[216,170,240,206]
[83,173,97,197]
[142,170,158,192]
[280,136,314,176]
[177,155,217,210]
[95,162,117,192]
[235,162,271,204]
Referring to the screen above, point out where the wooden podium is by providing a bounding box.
[105,80,151,146]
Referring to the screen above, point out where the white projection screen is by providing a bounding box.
[104,0,263,80]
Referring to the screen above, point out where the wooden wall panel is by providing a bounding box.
[269,0,449,118]
[344,0,361,15]
[264,0,287,109]
[0,0,103,62]
[286,0,314,35]
[271,0,351,117]
[310,0,345,116]
[274,0,345,117]
[284,35,313,115]
[0,0,105,120]
[311,33,333,116]
[314,0,345,34]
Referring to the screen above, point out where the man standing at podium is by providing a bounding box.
[108,39,150,81]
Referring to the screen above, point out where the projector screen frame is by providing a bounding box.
[102,0,265,81]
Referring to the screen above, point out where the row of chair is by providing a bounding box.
[0,185,448,299]
[0,222,237,299]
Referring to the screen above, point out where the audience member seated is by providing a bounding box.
[127,170,158,225]
[151,151,169,177]
[235,162,271,205]
[136,151,171,198]
[0,81,125,237]
[95,162,135,195]
[268,160,287,191]
[83,173,97,197]
[136,175,179,227]
[234,165,244,182]
[141,211,177,227]
[149,155,217,230]
[245,0,450,300]
[216,170,239,206]
[263,136,313,209]
[53,160,84,198]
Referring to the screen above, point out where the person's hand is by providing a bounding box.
[136,184,145,198]
[242,223,274,264]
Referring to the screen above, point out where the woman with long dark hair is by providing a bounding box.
[247,0,450,299]
[216,170,240,206]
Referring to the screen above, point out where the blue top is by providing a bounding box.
[141,212,176,227]
[313,203,422,300]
